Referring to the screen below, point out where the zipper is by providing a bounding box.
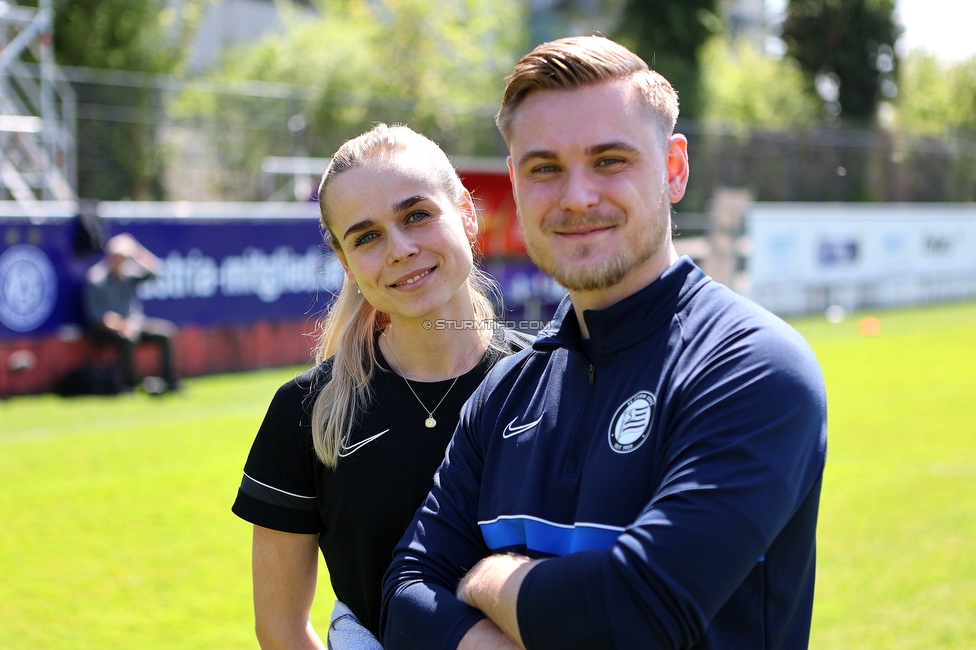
[565,350,595,474]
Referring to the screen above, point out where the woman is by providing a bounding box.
[232,124,530,649]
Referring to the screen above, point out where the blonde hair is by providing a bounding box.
[496,35,679,144]
[311,124,498,468]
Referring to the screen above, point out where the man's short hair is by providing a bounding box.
[496,35,679,144]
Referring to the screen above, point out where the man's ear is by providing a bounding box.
[666,134,690,203]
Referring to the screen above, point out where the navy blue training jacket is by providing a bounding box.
[381,257,828,650]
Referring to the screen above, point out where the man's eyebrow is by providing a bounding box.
[586,142,640,156]
[516,150,558,169]
[517,143,640,169]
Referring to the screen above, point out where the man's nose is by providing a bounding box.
[558,167,600,213]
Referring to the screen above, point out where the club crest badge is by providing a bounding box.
[0,244,58,333]
[608,391,655,454]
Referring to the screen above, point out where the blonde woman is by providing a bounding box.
[232,124,530,649]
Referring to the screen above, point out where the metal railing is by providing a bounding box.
[0,1,77,206]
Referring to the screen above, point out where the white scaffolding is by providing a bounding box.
[0,0,76,206]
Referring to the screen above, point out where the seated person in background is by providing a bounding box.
[84,233,178,392]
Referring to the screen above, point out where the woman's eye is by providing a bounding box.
[406,209,431,223]
[354,232,378,247]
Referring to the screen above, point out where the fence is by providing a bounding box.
[5,65,974,207]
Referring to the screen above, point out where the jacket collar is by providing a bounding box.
[534,256,707,357]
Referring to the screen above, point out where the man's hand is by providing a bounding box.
[102,312,134,339]
[455,554,544,649]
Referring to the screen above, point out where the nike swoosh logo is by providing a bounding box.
[338,429,391,457]
[502,415,544,439]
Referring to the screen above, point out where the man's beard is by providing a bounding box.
[524,207,670,292]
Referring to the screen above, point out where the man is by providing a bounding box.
[84,233,179,392]
[382,36,827,649]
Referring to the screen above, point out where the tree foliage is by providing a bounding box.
[782,0,901,123]
[50,0,197,73]
[613,0,722,118]
[188,0,526,198]
[700,37,820,128]
[22,0,204,200]
[897,51,976,137]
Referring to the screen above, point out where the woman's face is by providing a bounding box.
[326,150,479,324]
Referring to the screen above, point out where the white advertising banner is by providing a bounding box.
[746,203,976,315]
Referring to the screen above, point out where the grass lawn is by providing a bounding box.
[796,302,976,649]
[0,368,335,649]
[1,300,974,649]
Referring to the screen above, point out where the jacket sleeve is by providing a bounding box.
[516,326,828,649]
[380,386,495,650]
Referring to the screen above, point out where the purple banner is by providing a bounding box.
[114,219,342,326]
[1,208,564,341]
[0,219,85,338]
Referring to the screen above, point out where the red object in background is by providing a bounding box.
[459,169,526,258]
[0,168,536,395]
[0,320,317,396]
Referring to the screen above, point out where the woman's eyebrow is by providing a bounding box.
[393,195,430,213]
[343,219,376,240]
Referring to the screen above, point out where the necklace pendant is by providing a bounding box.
[425,416,437,429]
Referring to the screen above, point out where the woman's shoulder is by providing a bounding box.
[268,359,336,410]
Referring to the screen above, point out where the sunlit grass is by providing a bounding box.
[1,300,974,649]
[791,301,976,649]
[0,367,335,649]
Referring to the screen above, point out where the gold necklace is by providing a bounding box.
[384,329,480,429]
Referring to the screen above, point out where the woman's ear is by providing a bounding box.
[460,189,479,241]
[335,250,356,288]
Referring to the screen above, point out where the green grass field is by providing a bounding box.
[1,301,974,649]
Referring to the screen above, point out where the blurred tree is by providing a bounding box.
[51,0,192,72]
[782,0,901,123]
[193,0,526,197]
[700,37,820,128]
[23,0,204,200]
[897,51,976,137]
[613,0,722,118]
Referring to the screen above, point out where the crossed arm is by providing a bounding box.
[454,554,545,649]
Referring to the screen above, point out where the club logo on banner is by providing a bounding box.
[608,391,655,454]
[0,244,58,332]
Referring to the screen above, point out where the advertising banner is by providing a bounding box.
[747,203,976,314]
[0,206,344,340]
[0,218,81,338]
[2,200,563,340]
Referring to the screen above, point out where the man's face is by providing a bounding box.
[507,79,689,304]
[108,252,127,276]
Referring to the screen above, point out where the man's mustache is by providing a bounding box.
[540,212,620,233]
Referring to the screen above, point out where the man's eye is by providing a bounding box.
[597,158,625,168]
[532,164,559,174]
